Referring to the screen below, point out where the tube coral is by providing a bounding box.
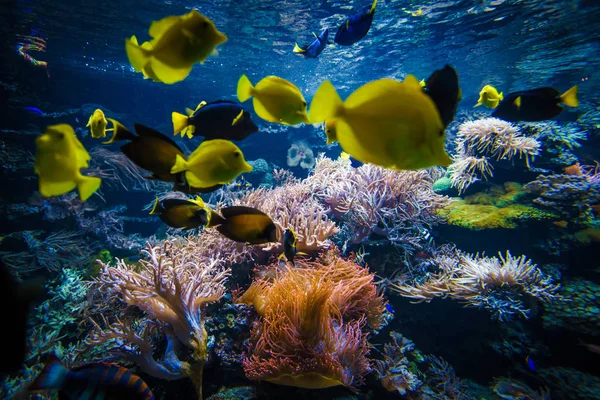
[236,248,384,391]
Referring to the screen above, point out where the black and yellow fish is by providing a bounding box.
[210,206,278,244]
[150,196,209,230]
[334,0,377,46]
[423,64,462,128]
[29,353,154,399]
[492,85,579,122]
[279,228,307,263]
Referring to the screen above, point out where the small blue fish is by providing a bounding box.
[293,28,329,59]
[24,106,44,115]
[386,303,394,314]
[334,0,377,46]
[526,356,536,372]
[29,353,155,399]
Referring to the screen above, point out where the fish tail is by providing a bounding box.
[370,0,377,14]
[170,154,188,174]
[499,92,504,101]
[125,35,150,72]
[560,85,579,108]
[29,353,69,392]
[172,112,189,136]
[237,74,254,103]
[149,196,162,215]
[309,80,342,124]
[103,118,135,144]
[293,43,305,53]
[207,210,226,228]
[76,175,101,201]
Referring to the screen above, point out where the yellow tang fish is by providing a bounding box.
[475,84,504,109]
[170,139,252,189]
[85,109,110,139]
[309,76,452,171]
[125,10,227,84]
[237,75,310,126]
[34,124,101,201]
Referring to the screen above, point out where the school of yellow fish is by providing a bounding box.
[33,7,581,247]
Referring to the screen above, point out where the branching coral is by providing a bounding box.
[391,248,560,321]
[305,155,449,246]
[236,248,384,391]
[88,239,230,400]
[449,118,540,193]
[372,331,423,395]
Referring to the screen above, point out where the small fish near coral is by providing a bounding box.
[34,124,101,201]
[149,196,209,230]
[170,139,253,189]
[125,10,227,84]
[0,260,45,378]
[279,227,307,263]
[475,84,504,109]
[293,28,329,58]
[309,65,459,171]
[237,74,310,126]
[492,85,579,122]
[334,0,377,46]
[86,108,117,139]
[172,99,258,140]
[28,353,154,399]
[210,205,278,244]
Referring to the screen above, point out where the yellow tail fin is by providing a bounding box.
[77,175,101,201]
[125,36,149,72]
[149,197,161,215]
[560,85,579,108]
[370,0,378,14]
[308,80,342,124]
[172,112,189,136]
[170,154,188,174]
[499,92,504,101]
[237,75,254,103]
[293,43,305,53]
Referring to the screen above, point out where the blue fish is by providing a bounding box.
[526,356,536,372]
[24,106,44,115]
[293,28,329,59]
[334,0,377,46]
[385,303,394,314]
[29,353,155,399]
[172,100,258,141]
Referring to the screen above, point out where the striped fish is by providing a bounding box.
[29,353,154,400]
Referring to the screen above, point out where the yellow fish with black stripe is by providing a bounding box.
[34,124,101,201]
[125,10,227,84]
[150,196,212,230]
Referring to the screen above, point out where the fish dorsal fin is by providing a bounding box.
[262,76,299,92]
[232,110,244,126]
[513,96,522,109]
[134,123,185,152]
[403,74,421,89]
[190,196,207,208]
[221,206,270,219]
[185,108,195,116]
[162,199,197,208]
[149,197,161,215]
[149,16,181,38]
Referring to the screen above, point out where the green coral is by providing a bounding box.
[543,279,600,336]
[438,182,557,230]
[432,176,452,194]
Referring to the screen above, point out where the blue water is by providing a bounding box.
[1,0,600,399]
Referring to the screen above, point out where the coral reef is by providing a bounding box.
[448,118,540,193]
[88,239,231,400]
[521,121,587,171]
[391,247,560,321]
[236,248,384,391]
[438,182,558,230]
[372,331,423,395]
[543,279,600,336]
[286,140,315,169]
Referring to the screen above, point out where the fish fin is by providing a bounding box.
[170,154,188,174]
[345,20,349,30]
[474,100,482,107]
[103,118,136,144]
[252,97,279,122]
[293,43,306,53]
[309,80,342,124]
[514,96,521,109]
[237,74,254,102]
[206,209,226,228]
[232,110,244,126]
[125,35,149,73]
[499,92,504,101]
[172,112,189,136]
[76,175,101,201]
[185,108,195,116]
[435,149,453,167]
[184,126,196,139]
[403,74,421,89]
[370,0,377,14]
[560,85,579,108]
[297,251,309,256]
[194,101,207,112]
[29,353,69,392]
[149,197,161,215]
[149,15,180,38]
[39,179,77,198]
[150,57,193,84]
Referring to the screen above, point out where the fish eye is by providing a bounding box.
[202,21,209,29]
[439,130,444,137]
[57,133,65,140]
[233,151,240,158]
[302,101,307,107]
